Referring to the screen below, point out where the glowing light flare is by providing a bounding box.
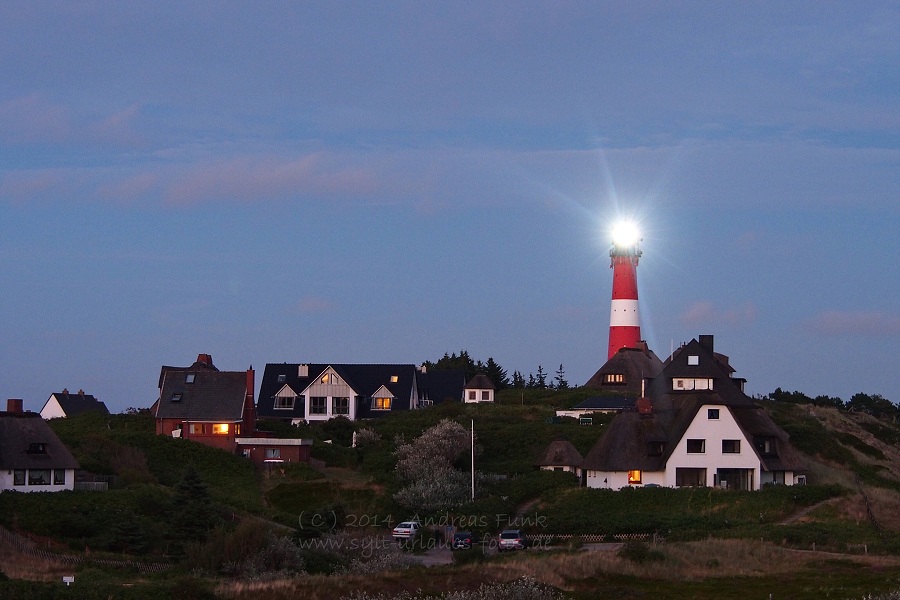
[610,220,641,248]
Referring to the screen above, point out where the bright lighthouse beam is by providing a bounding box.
[611,220,641,248]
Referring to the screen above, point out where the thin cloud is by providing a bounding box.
[163,154,379,206]
[804,310,900,337]
[680,301,757,327]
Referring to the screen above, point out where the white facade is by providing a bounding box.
[664,404,760,490]
[39,396,67,419]
[0,468,76,493]
[585,469,666,489]
[464,387,494,403]
[300,367,358,422]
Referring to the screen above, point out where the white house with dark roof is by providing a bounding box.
[40,389,109,419]
[464,373,496,403]
[1,399,79,492]
[580,335,805,491]
[257,363,465,423]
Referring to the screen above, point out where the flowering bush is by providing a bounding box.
[354,427,382,448]
[393,419,472,511]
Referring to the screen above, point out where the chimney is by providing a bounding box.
[78,389,85,396]
[6,398,23,414]
[299,364,309,378]
[62,388,69,395]
[244,366,256,436]
[196,354,214,368]
[699,335,714,353]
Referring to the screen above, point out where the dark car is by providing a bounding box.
[451,531,473,550]
[497,529,527,552]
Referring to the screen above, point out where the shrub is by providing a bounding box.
[618,540,665,564]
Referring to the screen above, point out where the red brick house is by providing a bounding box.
[154,354,311,465]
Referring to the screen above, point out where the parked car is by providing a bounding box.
[451,531,473,550]
[497,529,527,552]
[391,521,421,542]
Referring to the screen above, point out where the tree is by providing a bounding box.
[554,364,569,390]
[393,419,472,512]
[511,370,526,389]
[535,365,547,389]
[484,357,509,390]
[171,465,216,546]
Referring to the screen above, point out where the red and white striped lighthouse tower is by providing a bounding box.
[607,222,642,360]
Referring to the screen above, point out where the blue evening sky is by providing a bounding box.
[1,2,897,412]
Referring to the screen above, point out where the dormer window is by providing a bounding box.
[647,441,664,456]
[185,373,196,384]
[373,396,392,410]
[603,373,626,385]
[26,442,47,454]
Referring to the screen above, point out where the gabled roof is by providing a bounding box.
[46,391,109,417]
[651,336,751,406]
[156,369,249,422]
[256,363,418,419]
[416,369,465,404]
[585,343,664,396]
[158,353,219,389]
[535,439,583,467]
[0,412,79,470]
[465,373,496,390]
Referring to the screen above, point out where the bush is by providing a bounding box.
[617,540,665,564]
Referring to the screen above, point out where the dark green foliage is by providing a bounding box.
[170,466,216,547]
[537,484,846,539]
[836,431,885,459]
[0,575,216,600]
[618,540,665,563]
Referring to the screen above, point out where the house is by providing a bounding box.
[154,354,256,453]
[40,389,110,419]
[555,395,635,420]
[0,399,79,492]
[580,335,805,491]
[535,439,583,477]
[584,341,664,396]
[256,363,465,423]
[464,373,496,403]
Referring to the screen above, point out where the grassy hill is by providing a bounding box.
[2,393,900,598]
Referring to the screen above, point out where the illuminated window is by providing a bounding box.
[333,397,350,415]
[628,470,642,484]
[310,397,327,414]
[687,439,705,453]
[212,424,230,435]
[604,373,626,384]
[321,373,331,384]
[390,375,399,383]
[722,440,740,453]
[373,397,392,410]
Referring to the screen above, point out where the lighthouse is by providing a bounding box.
[608,221,642,360]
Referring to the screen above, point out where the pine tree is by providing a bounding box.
[554,364,569,390]
[535,365,547,389]
[512,370,526,389]
[484,357,509,390]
